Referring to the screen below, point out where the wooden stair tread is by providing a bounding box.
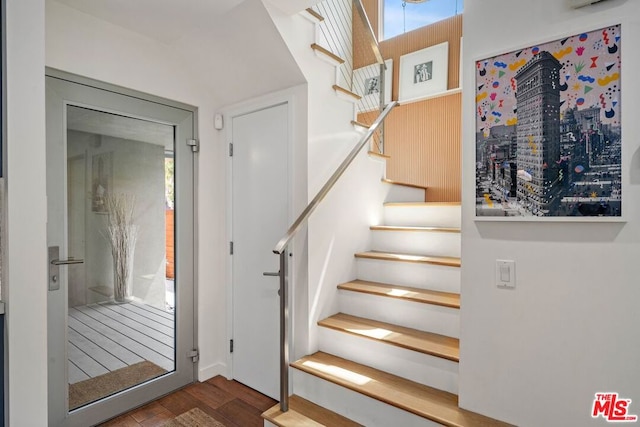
[318,313,459,361]
[292,352,514,427]
[304,8,324,22]
[350,120,370,129]
[332,85,361,100]
[310,43,345,64]
[262,395,362,427]
[370,225,460,233]
[367,151,390,159]
[355,251,461,267]
[384,201,461,207]
[382,178,428,190]
[338,280,460,309]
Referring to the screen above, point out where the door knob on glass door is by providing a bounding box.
[263,271,280,277]
[51,257,85,265]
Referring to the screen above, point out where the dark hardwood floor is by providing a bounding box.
[99,376,277,427]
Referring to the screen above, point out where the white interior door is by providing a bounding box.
[46,73,196,427]
[232,103,288,399]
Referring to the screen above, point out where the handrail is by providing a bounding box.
[273,101,397,255]
[353,0,386,68]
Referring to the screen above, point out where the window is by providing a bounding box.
[382,0,463,40]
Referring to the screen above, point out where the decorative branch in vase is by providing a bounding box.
[104,193,139,303]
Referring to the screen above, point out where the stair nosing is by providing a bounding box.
[310,43,345,64]
[384,201,461,207]
[367,150,390,160]
[304,8,325,22]
[292,352,514,427]
[370,225,460,233]
[338,279,460,309]
[355,251,461,268]
[262,394,362,427]
[318,313,459,362]
[351,120,370,129]
[381,178,428,190]
[332,84,361,100]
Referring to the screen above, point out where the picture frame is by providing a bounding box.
[353,59,393,113]
[474,24,622,220]
[91,152,113,213]
[398,42,449,102]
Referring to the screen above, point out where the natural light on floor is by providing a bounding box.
[395,253,425,261]
[347,327,393,340]
[302,361,372,386]
[387,288,411,297]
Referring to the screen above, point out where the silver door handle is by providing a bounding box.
[51,257,84,265]
[48,246,84,291]
[263,271,280,277]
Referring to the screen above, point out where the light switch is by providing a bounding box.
[496,260,516,289]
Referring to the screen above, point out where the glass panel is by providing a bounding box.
[383,0,464,40]
[66,105,175,411]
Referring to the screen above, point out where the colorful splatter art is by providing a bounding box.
[475,25,622,218]
[476,25,621,135]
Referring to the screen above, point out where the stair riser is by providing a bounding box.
[338,290,460,338]
[356,258,461,294]
[292,369,442,427]
[384,205,461,228]
[371,230,461,258]
[318,328,459,394]
[382,184,425,203]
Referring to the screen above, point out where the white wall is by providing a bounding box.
[460,1,640,426]
[5,0,49,425]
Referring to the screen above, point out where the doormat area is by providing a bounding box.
[163,407,226,427]
[69,361,167,410]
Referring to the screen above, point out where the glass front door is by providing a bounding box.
[46,74,196,427]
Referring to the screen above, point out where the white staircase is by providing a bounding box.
[263,6,511,427]
[265,182,511,426]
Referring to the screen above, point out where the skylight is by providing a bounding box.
[383,0,463,40]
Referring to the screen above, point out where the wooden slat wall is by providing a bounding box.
[355,2,462,201]
[361,92,462,201]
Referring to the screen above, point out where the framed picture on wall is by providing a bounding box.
[474,24,622,219]
[398,42,448,102]
[353,59,393,113]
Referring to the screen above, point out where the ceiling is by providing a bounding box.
[51,0,319,44]
[53,0,246,44]
[49,0,308,108]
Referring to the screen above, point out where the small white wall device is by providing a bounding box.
[214,113,224,130]
[570,0,606,8]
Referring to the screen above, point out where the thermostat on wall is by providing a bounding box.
[214,113,224,130]
[570,0,606,8]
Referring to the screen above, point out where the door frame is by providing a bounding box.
[45,68,199,427]
[223,86,309,385]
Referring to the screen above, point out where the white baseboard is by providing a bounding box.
[198,362,227,382]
